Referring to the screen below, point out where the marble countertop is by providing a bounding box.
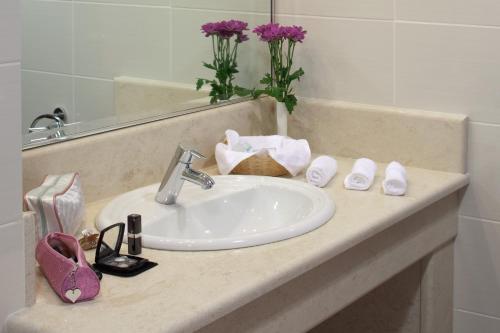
[6,157,469,333]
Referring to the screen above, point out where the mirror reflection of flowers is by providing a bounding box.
[252,23,307,113]
[196,20,249,104]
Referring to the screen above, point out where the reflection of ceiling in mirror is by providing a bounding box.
[21,0,272,148]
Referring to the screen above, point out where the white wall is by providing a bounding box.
[276,0,500,331]
[21,0,270,131]
[0,0,26,329]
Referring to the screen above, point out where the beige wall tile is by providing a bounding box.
[460,123,500,221]
[397,0,500,26]
[278,15,394,105]
[76,0,170,5]
[455,216,500,317]
[0,65,23,323]
[276,0,393,20]
[172,0,269,13]
[0,64,22,225]
[23,212,36,307]
[395,23,500,124]
[454,310,500,333]
[21,70,74,131]
[74,3,171,80]
[0,221,25,326]
[0,0,20,63]
[0,0,24,324]
[21,0,72,74]
[75,77,114,123]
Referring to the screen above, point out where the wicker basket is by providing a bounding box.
[231,154,289,177]
[222,139,289,177]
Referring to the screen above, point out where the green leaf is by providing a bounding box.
[283,94,298,113]
[234,86,252,97]
[268,87,285,101]
[288,68,305,83]
[210,83,223,94]
[210,96,218,104]
[215,70,228,83]
[203,62,216,70]
[196,78,206,91]
[260,73,273,85]
[280,68,288,78]
[252,89,266,99]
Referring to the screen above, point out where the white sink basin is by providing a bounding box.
[96,175,335,251]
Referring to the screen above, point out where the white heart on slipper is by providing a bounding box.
[65,288,81,303]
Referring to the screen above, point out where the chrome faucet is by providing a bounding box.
[28,107,67,133]
[155,145,215,205]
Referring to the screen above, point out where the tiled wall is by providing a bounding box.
[276,0,500,331]
[21,0,270,131]
[0,0,26,329]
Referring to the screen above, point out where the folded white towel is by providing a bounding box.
[41,173,85,236]
[383,161,407,196]
[344,158,377,191]
[306,156,338,188]
[24,173,85,239]
[215,129,311,176]
[24,175,59,239]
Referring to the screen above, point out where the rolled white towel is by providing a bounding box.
[344,158,377,191]
[306,156,338,188]
[383,161,407,196]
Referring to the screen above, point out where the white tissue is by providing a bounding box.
[306,156,338,188]
[215,129,311,176]
[344,158,377,191]
[383,161,407,196]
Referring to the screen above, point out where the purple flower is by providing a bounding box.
[280,25,307,43]
[201,20,249,42]
[236,33,249,43]
[201,22,218,37]
[225,20,248,34]
[253,23,307,43]
[253,23,282,42]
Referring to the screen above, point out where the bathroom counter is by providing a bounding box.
[6,157,468,333]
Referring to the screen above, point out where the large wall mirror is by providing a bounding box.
[22,0,273,149]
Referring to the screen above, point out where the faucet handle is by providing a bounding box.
[178,145,206,164]
[189,150,206,160]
